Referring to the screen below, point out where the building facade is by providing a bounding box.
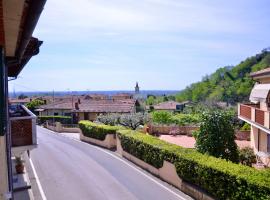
[238,67,270,167]
[0,1,46,199]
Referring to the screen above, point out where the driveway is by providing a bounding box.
[30,126,192,200]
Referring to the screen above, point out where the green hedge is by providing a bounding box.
[117,130,270,200]
[38,116,72,124]
[79,121,124,141]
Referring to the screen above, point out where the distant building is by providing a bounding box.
[134,82,144,100]
[73,99,137,121]
[38,99,141,122]
[111,93,133,100]
[83,94,108,100]
[9,98,31,105]
[135,82,140,94]
[147,101,189,112]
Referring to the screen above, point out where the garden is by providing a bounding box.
[78,113,270,199]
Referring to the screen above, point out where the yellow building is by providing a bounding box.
[238,67,270,167]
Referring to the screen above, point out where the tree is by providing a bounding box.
[97,113,149,130]
[194,110,239,163]
[146,96,155,105]
[18,93,28,99]
[96,113,120,126]
[119,113,148,130]
[25,99,45,112]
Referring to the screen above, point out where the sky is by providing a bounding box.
[9,0,270,92]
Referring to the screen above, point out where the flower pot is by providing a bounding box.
[15,164,24,174]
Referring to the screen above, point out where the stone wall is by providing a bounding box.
[235,130,250,141]
[0,136,9,200]
[148,124,199,136]
[116,135,214,200]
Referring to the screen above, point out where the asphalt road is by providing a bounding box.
[30,126,192,200]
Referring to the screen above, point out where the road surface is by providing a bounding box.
[30,126,192,200]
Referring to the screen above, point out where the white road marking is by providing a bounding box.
[29,157,47,200]
[41,128,188,200]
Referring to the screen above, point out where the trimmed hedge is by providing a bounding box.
[117,130,270,200]
[79,121,124,141]
[38,116,72,124]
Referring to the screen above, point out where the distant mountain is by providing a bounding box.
[176,48,270,104]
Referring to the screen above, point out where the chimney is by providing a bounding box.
[75,102,79,110]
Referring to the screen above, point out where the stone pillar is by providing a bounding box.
[55,122,62,132]
[0,137,9,200]
[251,126,259,152]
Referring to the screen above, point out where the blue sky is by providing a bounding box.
[9,0,270,92]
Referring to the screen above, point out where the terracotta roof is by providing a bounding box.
[250,67,270,78]
[39,99,136,113]
[154,101,182,110]
[39,102,73,110]
[73,103,134,113]
[9,98,31,104]
[73,99,135,113]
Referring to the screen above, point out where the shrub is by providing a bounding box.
[79,121,124,140]
[151,111,200,126]
[195,110,239,162]
[239,147,256,167]
[38,116,72,124]
[151,111,173,124]
[171,113,200,126]
[240,123,251,131]
[117,130,270,200]
[26,99,45,112]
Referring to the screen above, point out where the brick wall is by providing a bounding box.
[235,130,250,141]
[148,124,199,136]
[11,119,32,146]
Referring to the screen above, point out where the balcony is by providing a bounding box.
[238,104,270,132]
[9,105,37,156]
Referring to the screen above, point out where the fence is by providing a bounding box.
[45,122,81,133]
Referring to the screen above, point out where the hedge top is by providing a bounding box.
[79,120,124,132]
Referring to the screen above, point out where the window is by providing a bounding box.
[54,112,59,116]
[84,113,89,120]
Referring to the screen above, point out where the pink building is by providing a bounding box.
[238,67,270,166]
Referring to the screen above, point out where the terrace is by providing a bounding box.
[9,105,37,157]
[238,103,270,133]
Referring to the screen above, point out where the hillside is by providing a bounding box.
[175,48,270,104]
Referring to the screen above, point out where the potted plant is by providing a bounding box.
[15,157,25,174]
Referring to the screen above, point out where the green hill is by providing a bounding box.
[175,48,270,104]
